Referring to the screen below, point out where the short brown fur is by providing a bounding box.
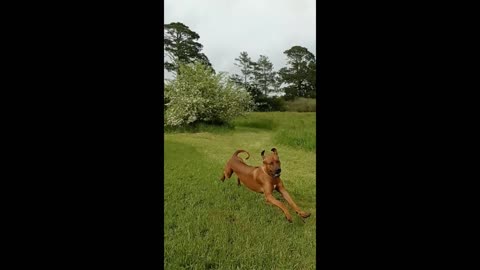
[220,148,311,222]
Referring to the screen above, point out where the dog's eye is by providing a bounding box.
[270,162,273,165]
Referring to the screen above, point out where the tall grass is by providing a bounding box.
[232,116,277,130]
[284,98,316,112]
[165,112,316,152]
[274,123,316,152]
[233,112,316,152]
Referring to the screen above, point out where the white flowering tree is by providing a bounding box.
[164,62,253,127]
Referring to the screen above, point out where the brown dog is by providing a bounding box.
[220,148,311,222]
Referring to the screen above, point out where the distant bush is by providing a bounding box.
[253,96,286,112]
[164,62,253,127]
[284,98,316,112]
[268,96,287,111]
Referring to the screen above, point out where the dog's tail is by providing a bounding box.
[233,149,250,160]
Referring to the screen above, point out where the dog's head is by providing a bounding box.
[261,148,281,177]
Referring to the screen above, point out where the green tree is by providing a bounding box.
[272,73,283,94]
[234,51,255,88]
[229,74,244,86]
[253,55,276,96]
[278,46,316,100]
[230,53,283,111]
[164,22,214,75]
[306,61,316,98]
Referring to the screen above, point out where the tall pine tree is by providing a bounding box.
[164,22,214,75]
[234,52,255,89]
[278,46,316,99]
[253,55,276,96]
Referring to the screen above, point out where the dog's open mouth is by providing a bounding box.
[274,173,281,177]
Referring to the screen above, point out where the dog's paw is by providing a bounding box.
[298,211,311,218]
[285,215,293,223]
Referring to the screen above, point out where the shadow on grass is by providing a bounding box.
[165,121,235,134]
[164,118,277,134]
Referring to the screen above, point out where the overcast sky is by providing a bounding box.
[165,0,316,78]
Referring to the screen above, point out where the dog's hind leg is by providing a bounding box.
[220,166,233,182]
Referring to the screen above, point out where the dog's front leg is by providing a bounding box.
[264,190,292,222]
[276,181,311,219]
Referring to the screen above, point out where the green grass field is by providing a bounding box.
[284,97,316,112]
[164,112,316,269]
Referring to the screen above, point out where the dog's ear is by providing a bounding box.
[271,148,278,155]
[261,150,265,159]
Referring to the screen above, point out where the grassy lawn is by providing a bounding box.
[164,112,316,269]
